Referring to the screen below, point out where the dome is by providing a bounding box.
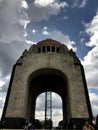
[28,39,69,54]
[36,39,62,47]
[17,39,80,65]
[36,39,68,53]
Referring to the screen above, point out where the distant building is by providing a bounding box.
[1,39,92,129]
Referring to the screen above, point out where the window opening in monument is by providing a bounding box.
[56,47,59,52]
[35,92,62,127]
[38,47,41,53]
[42,46,45,53]
[47,46,50,52]
[38,46,60,53]
[52,46,55,52]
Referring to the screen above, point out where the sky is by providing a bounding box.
[0,0,98,126]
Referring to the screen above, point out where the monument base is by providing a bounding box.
[1,117,25,129]
[70,118,89,129]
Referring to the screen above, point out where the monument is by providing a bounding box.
[1,39,92,129]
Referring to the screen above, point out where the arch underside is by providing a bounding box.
[26,69,71,124]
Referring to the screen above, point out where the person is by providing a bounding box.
[28,121,32,130]
[82,120,95,130]
[0,120,6,129]
[92,117,96,129]
[23,122,29,130]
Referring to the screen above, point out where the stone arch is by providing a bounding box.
[1,39,92,129]
[25,68,71,124]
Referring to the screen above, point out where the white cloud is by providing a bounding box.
[48,30,76,50]
[42,26,50,35]
[26,40,35,44]
[27,0,68,22]
[82,12,98,89]
[71,0,79,8]
[21,1,28,8]
[81,12,98,117]
[0,0,31,78]
[43,27,47,30]
[0,0,27,43]
[0,81,5,88]
[63,16,69,20]
[26,27,76,51]
[80,38,84,43]
[89,92,98,116]
[34,0,68,8]
[34,0,55,7]
[32,29,37,34]
[0,75,10,93]
[72,0,87,8]
[84,12,98,47]
[82,46,98,88]
[79,0,87,8]
[42,31,50,35]
[52,109,62,126]
[0,41,30,78]
[0,93,6,119]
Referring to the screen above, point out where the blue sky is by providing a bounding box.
[0,0,98,126]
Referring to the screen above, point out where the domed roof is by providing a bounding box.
[36,39,62,47]
[17,39,80,65]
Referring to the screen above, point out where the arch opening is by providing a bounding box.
[35,92,63,127]
[26,69,71,127]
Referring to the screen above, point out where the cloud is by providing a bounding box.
[32,29,37,34]
[82,12,98,89]
[79,0,87,8]
[26,25,76,51]
[0,96,5,109]
[36,93,45,111]
[42,27,50,35]
[89,92,98,116]
[31,26,75,50]
[0,0,28,43]
[52,93,62,109]
[21,0,28,8]
[82,47,98,88]
[63,16,69,20]
[47,30,76,50]
[0,93,6,119]
[0,0,30,84]
[84,12,98,47]
[26,0,68,22]
[0,41,30,78]
[72,0,87,8]
[0,75,10,93]
[34,0,56,7]
[42,30,50,35]
[0,81,5,88]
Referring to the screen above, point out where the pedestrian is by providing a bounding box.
[23,122,29,130]
[82,120,95,130]
[92,117,96,129]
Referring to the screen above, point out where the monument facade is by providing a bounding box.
[1,39,92,128]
